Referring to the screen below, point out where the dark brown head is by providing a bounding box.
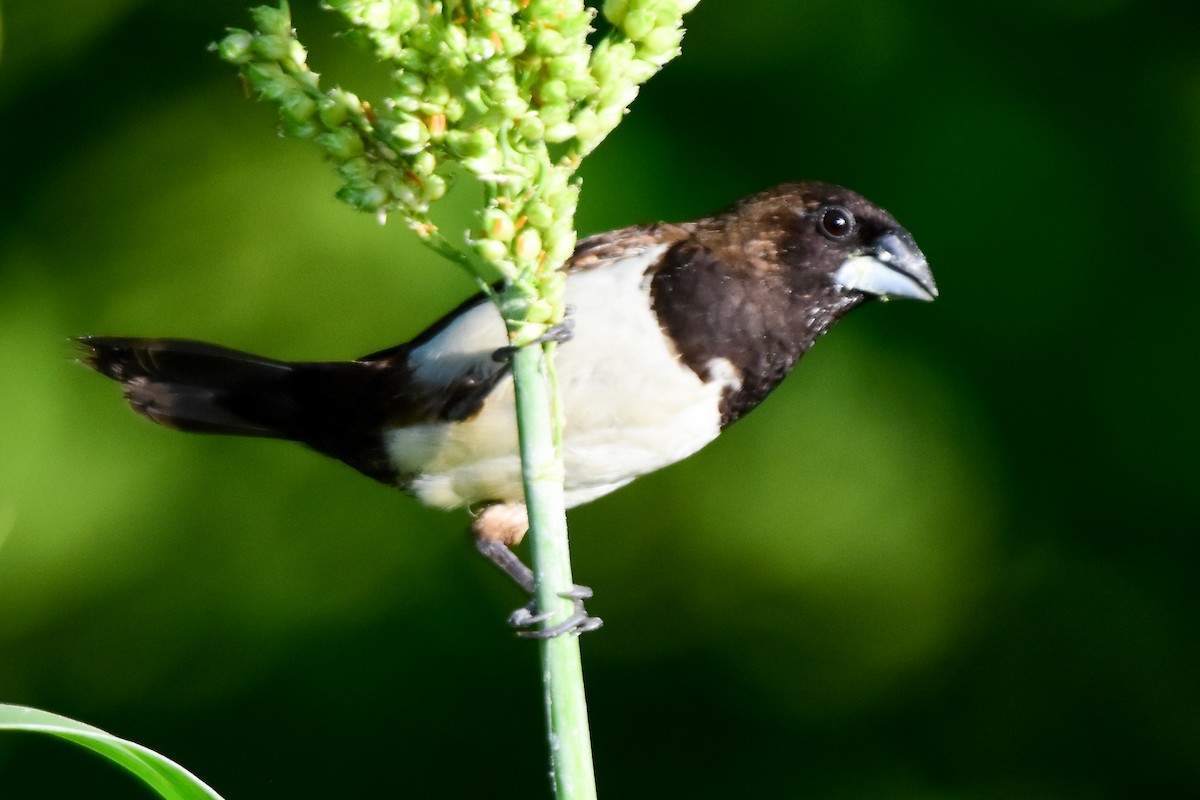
[652,182,936,426]
[697,181,937,303]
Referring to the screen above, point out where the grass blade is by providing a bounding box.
[0,704,224,800]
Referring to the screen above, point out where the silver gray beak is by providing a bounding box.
[834,231,938,301]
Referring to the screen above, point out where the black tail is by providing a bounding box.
[77,336,399,483]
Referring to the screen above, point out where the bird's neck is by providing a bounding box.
[715,287,864,427]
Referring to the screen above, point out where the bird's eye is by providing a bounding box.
[818,206,855,241]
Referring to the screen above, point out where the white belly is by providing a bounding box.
[385,246,739,509]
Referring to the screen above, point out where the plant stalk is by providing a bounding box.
[510,342,596,800]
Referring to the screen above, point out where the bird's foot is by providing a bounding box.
[508,584,604,639]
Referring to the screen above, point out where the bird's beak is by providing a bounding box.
[834,231,938,301]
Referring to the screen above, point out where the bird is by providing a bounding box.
[78,181,937,636]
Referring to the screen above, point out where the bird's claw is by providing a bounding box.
[508,584,603,639]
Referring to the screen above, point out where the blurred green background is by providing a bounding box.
[2,1,1197,797]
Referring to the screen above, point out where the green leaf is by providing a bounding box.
[0,704,225,800]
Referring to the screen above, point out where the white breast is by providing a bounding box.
[386,245,740,510]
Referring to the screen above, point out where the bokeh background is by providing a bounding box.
[2,1,1197,797]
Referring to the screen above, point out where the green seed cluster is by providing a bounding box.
[216,0,696,339]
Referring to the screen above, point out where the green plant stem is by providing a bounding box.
[510,342,596,800]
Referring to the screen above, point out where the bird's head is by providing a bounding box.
[717,182,938,304]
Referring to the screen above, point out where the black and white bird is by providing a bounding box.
[79,182,936,636]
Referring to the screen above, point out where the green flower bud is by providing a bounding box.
[570,107,600,142]
[252,33,290,61]
[546,50,588,80]
[623,58,658,84]
[595,104,625,133]
[251,4,291,37]
[216,30,255,64]
[538,270,568,313]
[362,1,393,31]
[287,39,309,69]
[478,6,513,33]
[394,71,425,97]
[489,73,518,101]
[603,0,630,25]
[412,149,437,176]
[515,114,546,141]
[283,118,320,139]
[538,0,583,17]
[515,229,542,263]
[424,82,451,107]
[421,173,447,203]
[391,0,422,34]
[330,88,364,116]
[444,96,466,122]
[257,73,300,102]
[537,101,571,127]
[336,156,372,182]
[419,100,449,118]
[494,94,529,119]
[280,91,318,125]
[641,24,683,61]
[483,208,516,242]
[543,121,576,143]
[448,22,470,52]
[567,76,598,100]
[244,61,282,87]
[407,23,439,55]
[316,128,365,160]
[372,31,404,60]
[556,9,595,41]
[461,85,488,114]
[465,36,495,63]
[521,297,554,325]
[463,149,504,177]
[589,39,635,84]
[541,268,567,296]
[389,114,429,149]
[393,48,427,72]
[523,201,554,229]
[537,79,569,106]
[533,28,566,56]
[546,235,575,268]
[318,97,348,127]
[294,69,321,94]
[447,128,497,158]
[622,7,655,41]
[545,218,575,250]
[546,182,577,215]
[338,182,389,211]
[498,29,527,55]
[390,93,421,113]
[475,237,509,264]
[379,172,418,207]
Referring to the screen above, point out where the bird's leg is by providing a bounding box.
[472,502,602,638]
[490,304,576,363]
[474,538,604,638]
